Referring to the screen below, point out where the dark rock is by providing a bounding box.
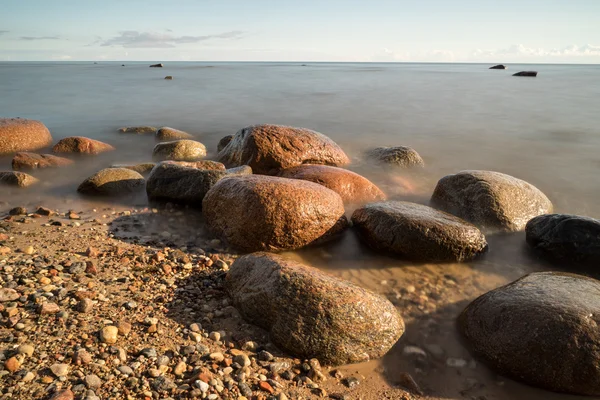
[149,63,163,68]
[226,253,404,365]
[155,127,193,141]
[0,118,53,155]
[278,165,386,205]
[164,76,173,80]
[52,137,115,155]
[9,206,27,215]
[459,272,600,395]
[217,124,350,175]
[352,201,487,262]
[203,175,347,252]
[77,168,145,196]
[366,146,424,168]
[118,126,157,134]
[430,170,552,232]
[526,214,600,266]
[0,171,39,188]
[152,140,206,161]
[489,64,506,70]
[217,135,233,152]
[513,71,537,77]
[12,152,74,170]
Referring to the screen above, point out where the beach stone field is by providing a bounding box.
[1,118,599,400]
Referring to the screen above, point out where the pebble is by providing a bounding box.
[100,325,119,344]
[116,320,132,336]
[209,352,224,362]
[4,356,21,372]
[140,347,157,358]
[85,374,102,389]
[196,380,209,393]
[50,363,69,377]
[17,343,35,357]
[0,288,19,302]
[209,331,221,341]
[189,323,202,332]
[174,361,187,376]
[23,245,34,255]
[50,389,75,400]
[118,365,134,375]
[403,345,427,358]
[343,376,360,389]
[77,298,94,313]
[233,354,251,368]
[39,302,60,315]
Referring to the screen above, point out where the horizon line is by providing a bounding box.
[2,60,600,65]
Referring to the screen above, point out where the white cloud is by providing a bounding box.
[472,44,600,58]
[371,48,454,62]
[99,30,245,48]
[52,55,72,60]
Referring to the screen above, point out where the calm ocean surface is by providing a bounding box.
[1,61,600,216]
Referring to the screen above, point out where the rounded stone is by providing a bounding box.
[217,135,233,152]
[0,118,53,155]
[152,140,207,161]
[110,163,157,174]
[12,152,74,171]
[351,201,488,262]
[78,168,145,196]
[459,272,600,395]
[0,171,39,188]
[366,146,424,167]
[118,126,157,134]
[278,165,386,205]
[217,124,350,175]
[99,326,119,344]
[430,170,553,232]
[155,127,194,141]
[50,363,69,377]
[203,175,348,252]
[52,136,115,155]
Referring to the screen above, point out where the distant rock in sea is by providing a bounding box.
[489,64,506,70]
[513,71,537,77]
[150,63,163,68]
[164,76,173,80]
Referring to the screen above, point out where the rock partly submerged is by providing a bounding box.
[117,126,157,134]
[489,64,506,70]
[513,71,537,77]
[203,175,348,252]
[278,164,386,205]
[0,171,39,188]
[430,170,552,232]
[366,146,424,168]
[352,201,487,262]
[77,168,145,196]
[155,127,194,141]
[52,137,115,155]
[459,272,600,396]
[152,140,207,161]
[0,118,53,155]
[217,124,350,175]
[526,214,600,266]
[226,252,405,365]
[146,162,250,205]
[110,163,157,174]
[217,135,233,152]
[12,152,74,171]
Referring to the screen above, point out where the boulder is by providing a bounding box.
[430,170,552,232]
[0,171,39,188]
[352,201,487,262]
[110,163,157,174]
[12,152,73,170]
[217,124,350,175]
[489,64,506,70]
[52,137,115,155]
[366,146,424,167]
[162,160,225,170]
[278,165,386,204]
[152,140,206,161]
[117,126,157,134]
[77,168,145,196]
[149,63,163,68]
[226,253,404,365]
[146,162,250,205]
[526,214,600,266]
[155,127,193,141]
[459,272,600,395]
[0,118,53,155]
[513,71,537,77]
[217,135,233,152]
[164,76,173,80]
[203,175,348,252]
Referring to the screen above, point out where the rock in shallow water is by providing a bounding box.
[155,127,193,141]
[366,146,424,168]
[52,136,115,155]
[217,124,350,175]
[278,165,386,205]
[78,168,145,196]
[153,139,207,161]
[352,201,487,262]
[203,175,348,252]
[118,126,157,134]
[459,272,600,395]
[526,213,600,266]
[12,152,74,170]
[0,118,53,155]
[226,252,404,365]
[430,170,552,232]
[0,171,39,188]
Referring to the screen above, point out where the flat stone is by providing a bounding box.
[50,363,69,377]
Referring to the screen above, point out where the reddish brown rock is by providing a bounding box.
[217,124,350,175]
[226,253,404,365]
[0,171,39,188]
[278,165,386,204]
[12,152,74,170]
[203,175,348,252]
[49,389,74,400]
[4,356,21,372]
[39,302,60,315]
[0,118,53,155]
[52,136,115,155]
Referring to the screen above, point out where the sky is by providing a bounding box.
[1,0,599,63]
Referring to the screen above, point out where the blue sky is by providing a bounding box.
[1,0,599,62]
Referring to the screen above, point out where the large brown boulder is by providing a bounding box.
[352,201,487,262]
[12,152,74,171]
[366,146,424,168]
[226,253,404,365]
[52,137,115,155]
[155,127,194,141]
[430,170,552,232]
[203,175,347,252]
[278,165,386,204]
[459,272,600,395]
[77,168,145,196]
[217,135,233,152]
[217,124,350,175]
[526,214,600,266]
[0,171,39,188]
[152,140,206,161]
[146,162,251,205]
[0,118,53,155]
